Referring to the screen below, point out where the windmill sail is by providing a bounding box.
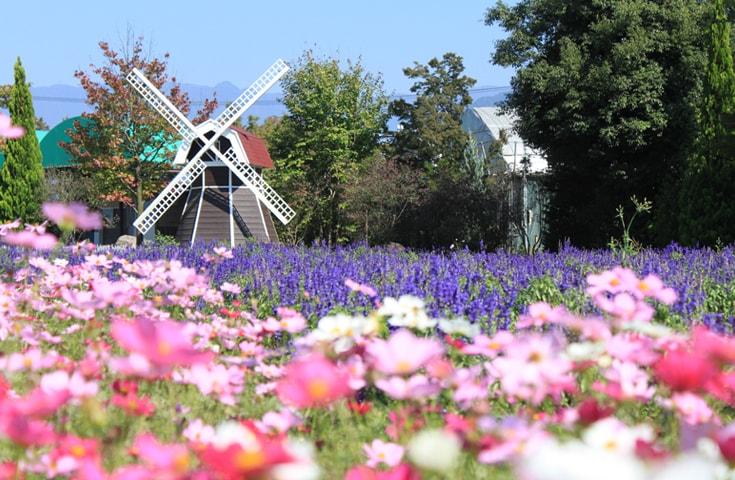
[132,158,207,234]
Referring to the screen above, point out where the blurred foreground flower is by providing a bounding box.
[42,202,102,231]
[0,113,24,139]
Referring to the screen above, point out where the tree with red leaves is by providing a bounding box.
[64,33,216,237]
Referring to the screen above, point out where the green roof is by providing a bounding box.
[0,130,48,167]
[0,116,179,169]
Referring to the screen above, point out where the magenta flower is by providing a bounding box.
[42,202,102,231]
[111,317,213,370]
[0,113,24,139]
[366,329,444,375]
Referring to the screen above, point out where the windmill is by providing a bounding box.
[126,59,295,246]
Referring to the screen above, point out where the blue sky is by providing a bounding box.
[0,0,514,94]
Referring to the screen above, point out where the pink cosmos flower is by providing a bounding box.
[670,392,715,425]
[375,374,441,400]
[131,433,191,475]
[364,439,405,468]
[345,279,378,297]
[220,282,242,295]
[276,307,307,333]
[1,230,58,250]
[597,360,655,401]
[40,371,98,400]
[366,329,444,375]
[517,302,568,329]
[586,267,638,296]
[42,202,102,231]
[276,354,352,408]
[0,113,24,138]
[461,331,514,357]
[345,463,421,480]
[595,292,654,323]
[634,274,677,304]
[111,317,213,370]
[182,419,215,446]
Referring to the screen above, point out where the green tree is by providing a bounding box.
[0,58,45,223]
[266,51,389,245]
[486,0,708,248]
[390,53,476,171]
[678,0,735,245]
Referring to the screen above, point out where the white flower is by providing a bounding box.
[438,317,480,337]
[582,418,653,455]
[407,429,461,473]
[518,437,647,480]
[650,453,721,480]
[564,341,605,361]
[271,437,321,480]
[379,295,437,330]
[211,421,259,450]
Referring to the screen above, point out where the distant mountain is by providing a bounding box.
[29,82,287,128]
[29,83,508,128]
[472,88,511,107]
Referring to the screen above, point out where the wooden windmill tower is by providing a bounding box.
[126,59,295,245]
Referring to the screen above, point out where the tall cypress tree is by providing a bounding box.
[678,0,735,245]
[0,58,45,223]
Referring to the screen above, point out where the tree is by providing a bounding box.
[678,0,735,245]
[344,153,425,245]
[64,34,216,235]
[486,0,708,248]
[266,51,389,245]
[0,58,45,223]
[390,53,476,171]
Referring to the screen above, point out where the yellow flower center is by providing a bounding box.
[396,360,413,373]
[235,449,265,470]
[70,445,86,457]
[158,341,172,356]
[307,379,330,400]
[173,452,190,472]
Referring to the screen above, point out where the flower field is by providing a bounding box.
[2,231,735,478]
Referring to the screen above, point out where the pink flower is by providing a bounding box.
[595,292,654,323]
[586,267,638,296]
[276,354,352,408]
[42,202,102,231]
[635,274,677,304]
[0,113,24,139]
[111,317,213,370]
[276,307,307,333]
[220,282,242,295]
[182,419,215,445]
[345,463,421,480]
[345,279,378,297]
[670,392,714,425]
[517,302,567,328]
[461,331,513,357]
[367,329,444,375]
[364,439,405,468]
[375,375,441,400]
[132,433,191,475]
[1,230,58,250]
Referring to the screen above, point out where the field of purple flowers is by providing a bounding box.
[6,242,733,331]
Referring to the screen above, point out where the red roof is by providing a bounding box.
[230,126,274,169]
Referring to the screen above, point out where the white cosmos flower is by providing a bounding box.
[438,317,480,337]
[407,429,461,473]
[379,295,437,330]
[582,418,653,455]
[518,437,647,480]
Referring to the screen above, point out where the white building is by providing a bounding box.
[461,106,547,252]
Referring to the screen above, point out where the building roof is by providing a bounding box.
[0,130,48,167]
[462,106,547,174]
[230,126,274,169]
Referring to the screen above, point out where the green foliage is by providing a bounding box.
[0,58,45,223]
[608,196,653,264]
[486,0,708,248]
[153,232,179,247]
[266,51,389,245]
[678,0,735,246]
[390,52,476,172]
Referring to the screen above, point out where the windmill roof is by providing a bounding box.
[230,126,274,169]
